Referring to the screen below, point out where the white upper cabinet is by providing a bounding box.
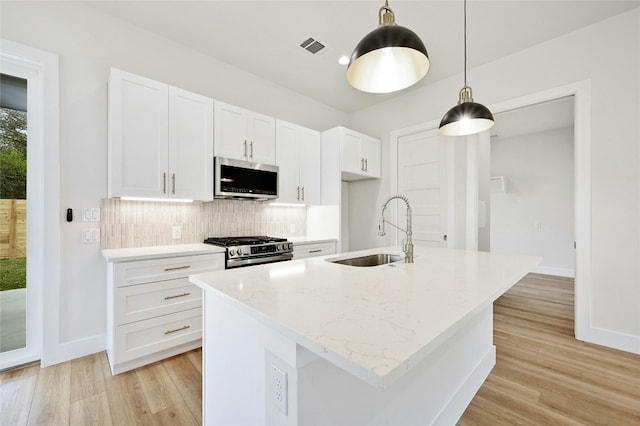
[108,68,213,200]
[109,69,169,198]
[214,101,276,164]
[169,87,214,200]
[323,126,381,181]
[275,120,321,204]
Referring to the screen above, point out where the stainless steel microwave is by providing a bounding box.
[214,157,279,201]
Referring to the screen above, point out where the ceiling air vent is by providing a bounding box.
[300,37,326,55]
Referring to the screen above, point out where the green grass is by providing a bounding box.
[0,257,26,291]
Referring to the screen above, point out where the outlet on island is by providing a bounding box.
[172,226,182,240]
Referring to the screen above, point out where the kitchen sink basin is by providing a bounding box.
[327,253,404,267]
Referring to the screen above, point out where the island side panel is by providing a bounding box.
[296,305,495,425]
[203,292,267,425]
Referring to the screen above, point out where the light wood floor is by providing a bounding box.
[2,273,639,425]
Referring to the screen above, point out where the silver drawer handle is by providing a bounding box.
[163,265,191,272]
[309,249,322,253]
[164,292,191,300]
[164,325,190,335]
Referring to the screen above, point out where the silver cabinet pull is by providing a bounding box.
[297,186,300,200]
[309,249,322,253]
[164,325,190,335]
[172,173,176,194]
[301,186,305,201]
[361,158,365,171]
[365,158,368,172]
[163,172,167,194]
[163,265,191,272]
[243,140,248,158]
[250,141,254,158]
[164,292,191,300]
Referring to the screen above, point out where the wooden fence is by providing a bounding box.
[0,199,26,259]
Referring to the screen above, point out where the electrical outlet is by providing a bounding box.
[271,364,288,415]
[172,226,182,239]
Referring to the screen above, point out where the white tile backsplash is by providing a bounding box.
[100,198,307,249]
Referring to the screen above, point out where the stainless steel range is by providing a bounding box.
[203,236,293,269]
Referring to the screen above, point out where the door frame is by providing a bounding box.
[390,79,592,342]
[0,40,60,370]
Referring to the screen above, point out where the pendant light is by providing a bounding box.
[347,0,430,94]
[439,0,494,136]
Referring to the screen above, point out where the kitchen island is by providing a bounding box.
[189,246,539,425]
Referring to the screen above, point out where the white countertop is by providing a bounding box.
[190,246,539,388]
[102,243,225,262]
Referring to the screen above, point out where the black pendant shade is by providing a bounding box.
[347,2,430,93]
[438,0,494,136]
[439,87,495,136]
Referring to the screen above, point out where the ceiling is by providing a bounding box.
[86,1,639,113]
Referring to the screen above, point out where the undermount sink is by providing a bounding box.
[327,253,404,267]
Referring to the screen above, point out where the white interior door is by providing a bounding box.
[397,128,447,247]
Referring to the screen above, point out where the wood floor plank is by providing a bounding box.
[149,402,198,426]
[162,354,202,424]
[186,348,202,374]
[70,352,106,403]
[0,363,39,426]
[135,361,183,414]
[100,352,153,425]
[69,392,113,426]
[27,361,71,426]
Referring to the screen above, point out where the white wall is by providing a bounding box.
[490,127,575,277]
[350,9,640,352]
[0,1,350,363]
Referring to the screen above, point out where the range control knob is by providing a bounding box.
[276,244,282,250]
[288,243,293,250]
[229,249,235,256]
[237,248,242,255]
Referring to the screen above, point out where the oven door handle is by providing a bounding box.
[226,252,293,268]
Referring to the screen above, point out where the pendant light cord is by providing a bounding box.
[463,0,467,87]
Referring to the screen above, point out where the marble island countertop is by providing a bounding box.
[190,245,540,388]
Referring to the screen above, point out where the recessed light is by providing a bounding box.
[338,55,350,65]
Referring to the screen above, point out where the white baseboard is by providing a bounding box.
[41,334,105,368]
[532,265,575,278]
[579,326,640,355]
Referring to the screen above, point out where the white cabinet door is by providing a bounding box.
[299,127,321,205]
[214,101,276,164]
[341,129,363,176]
[275,120,301,203]
[361,135,381,178]
[169,87,214,200]
[214,101,248,161]
[248,112,276,164]
[109,69,169,198]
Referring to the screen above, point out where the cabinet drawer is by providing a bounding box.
[293,241,336,259]
[114,308,202,363]
[113,253,223,287]
[114,278,202,325]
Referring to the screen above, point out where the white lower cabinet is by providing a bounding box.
[293,240,336,259]
[106,252,224,375]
